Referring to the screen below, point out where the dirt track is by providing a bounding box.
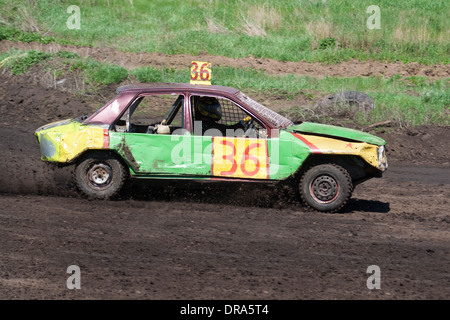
[0,73,449,300]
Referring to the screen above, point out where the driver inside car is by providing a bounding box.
[193,96,249,137]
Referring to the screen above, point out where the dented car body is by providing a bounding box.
[35,83,387,212]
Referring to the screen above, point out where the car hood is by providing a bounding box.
[35,118,73,134]
[286,122,386,146]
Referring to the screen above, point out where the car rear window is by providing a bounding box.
[236,92,294,129]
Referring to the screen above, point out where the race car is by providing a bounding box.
[35,83,387,212]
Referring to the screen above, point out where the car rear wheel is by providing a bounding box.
[299,163,352,212]
[74,152,127,199]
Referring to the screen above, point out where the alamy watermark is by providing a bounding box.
[366,265,381,289]
[366,5,381,30]
[66,265,81,289]
[66,5,81,30]
[64,263,381,291]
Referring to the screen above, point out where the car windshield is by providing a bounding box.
[236,92,294,129]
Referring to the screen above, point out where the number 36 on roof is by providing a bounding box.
[190,61,211,85]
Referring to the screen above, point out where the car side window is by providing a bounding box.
[191,95,267,138]
[115,94,184,135]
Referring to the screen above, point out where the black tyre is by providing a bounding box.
[300,163,352,212]
[74,152,127,199]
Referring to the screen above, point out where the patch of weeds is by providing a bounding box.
[0,27,55,44]
[131,66,163,82]
[86,62,128,85]
[131,66,176,83]
[63,57,128,85]
[405,76,427,87]
[318,37,336,50]
[16,31,55,44]
[387,74,402,84]
[3,50,52,75]
[67,59,90,72]
[0,27,18,40]
[422,89,450,105]
[305,92,314,101]
[56,51,80,59]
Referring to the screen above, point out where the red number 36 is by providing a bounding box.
[212,138,269,179]
[191,61,211,81]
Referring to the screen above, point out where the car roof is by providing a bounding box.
[113,82,293,129]
[116,83,240,95]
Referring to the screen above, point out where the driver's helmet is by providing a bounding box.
[195,96,222,122]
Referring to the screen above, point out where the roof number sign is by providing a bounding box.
[190,61,211,85]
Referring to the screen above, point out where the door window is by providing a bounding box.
[114,94,184,135]
[191,95,267,138]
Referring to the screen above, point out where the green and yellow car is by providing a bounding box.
[35,83,387,212]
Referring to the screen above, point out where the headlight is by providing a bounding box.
[377,145,388,171]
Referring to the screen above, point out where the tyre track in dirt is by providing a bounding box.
[1,40,449,79]
[0,170,449,300]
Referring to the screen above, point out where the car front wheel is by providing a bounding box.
[74,152,127,199]
[299,163,352,212]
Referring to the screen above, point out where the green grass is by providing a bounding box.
[0,49,51,74]
[66,58,129,85]
[88,62,128,85]
[131,66,178,83]
[211,67,449,126]
[0,0,448,65]
[0,48,128,84]
[0,48,448,127]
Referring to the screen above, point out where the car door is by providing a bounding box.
[189,94,271,180]
[109,92,206,176]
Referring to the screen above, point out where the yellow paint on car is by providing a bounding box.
[212,137,269,179]
[300,134,381,169]
[37,121,108,162]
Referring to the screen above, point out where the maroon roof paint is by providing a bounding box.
[116,83,240,95]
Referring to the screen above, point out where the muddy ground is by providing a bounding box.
[0,71,449,301]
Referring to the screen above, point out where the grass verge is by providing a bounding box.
[0,0,449,65]
[0,48,448,127]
